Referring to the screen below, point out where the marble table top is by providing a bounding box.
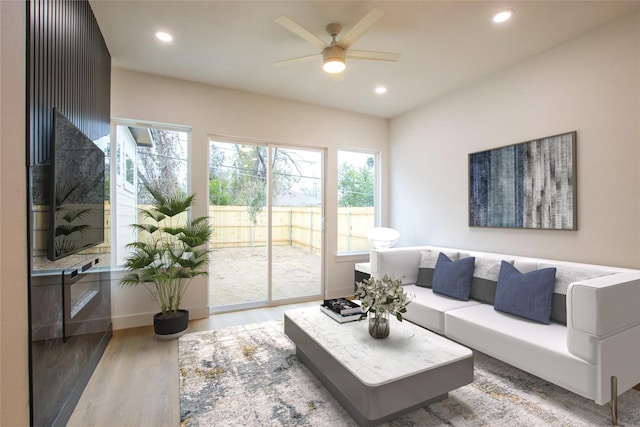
[284,306,473,387]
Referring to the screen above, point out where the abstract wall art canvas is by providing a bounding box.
[469,131,576,230]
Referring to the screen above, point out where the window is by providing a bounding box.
[133,128,188,202]
[112,123,189,266]
[124,153,134,191]
[337,149,377,254]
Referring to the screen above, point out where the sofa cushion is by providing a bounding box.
[513,259,538,274]
[432,253,475,300]
[550,294,567,325]
[402,285,480,334]
[470,257,513,304]
[416,249,460,288]
[538,263,614,324]
[538,263,615,294]
[494,262,557,324]
[444,304,596,400]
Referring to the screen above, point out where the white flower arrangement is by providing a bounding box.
[355,274,413,321]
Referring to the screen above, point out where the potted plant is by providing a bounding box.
[121,186,212,339]
[355,275,412,338]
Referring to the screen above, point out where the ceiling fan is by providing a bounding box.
[274,8,400,74]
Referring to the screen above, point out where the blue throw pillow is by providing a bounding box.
[432,253,475,301]
[494,261,557,324]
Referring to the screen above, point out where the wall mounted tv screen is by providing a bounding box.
[48,110,105,261]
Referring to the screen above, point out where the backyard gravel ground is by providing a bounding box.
[209,245,322,307]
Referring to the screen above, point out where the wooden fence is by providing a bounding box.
[336,207,373,253]
[31,203,112,261]
[32,203,374,261]
[210,206,374,254]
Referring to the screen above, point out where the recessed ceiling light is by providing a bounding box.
[155,31,173,42]
[375,86,387,94]
[493,9,513,23]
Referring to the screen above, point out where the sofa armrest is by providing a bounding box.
[567,272,640,365]
[568,272,640,337]
[371,246,432,284]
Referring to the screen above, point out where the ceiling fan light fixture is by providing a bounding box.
[322,46,346,74]
[323,58,345,74]
[275,10,399,75]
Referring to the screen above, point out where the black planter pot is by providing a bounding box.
[153,309,189,339]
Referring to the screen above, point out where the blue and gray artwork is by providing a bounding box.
[469,132,575,230]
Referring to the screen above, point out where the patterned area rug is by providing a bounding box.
[179,320,640,426]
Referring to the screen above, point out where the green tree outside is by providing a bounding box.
[338,156,374,207]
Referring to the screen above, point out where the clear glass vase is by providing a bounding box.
[368,311,390,339]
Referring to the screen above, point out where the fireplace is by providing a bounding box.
[30,254,111,427]
[63,257,105,341]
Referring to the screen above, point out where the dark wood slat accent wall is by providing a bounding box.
[28,0,110,166]
[27,2,112,426]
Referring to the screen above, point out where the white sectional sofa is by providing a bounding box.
[368,245,640,423]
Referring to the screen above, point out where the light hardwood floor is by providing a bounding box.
[66,300,640,426]
[67,301,319,427]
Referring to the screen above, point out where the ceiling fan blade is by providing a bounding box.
[346,50,400,62]
[275,16,328,50]
[273,53,322,67]
[338,8,386,49]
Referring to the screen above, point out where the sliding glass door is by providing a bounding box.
[271,147,323,302]
[208,139,324,310]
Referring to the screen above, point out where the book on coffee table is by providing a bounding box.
[320,299,362,323]
[324,298,362,315]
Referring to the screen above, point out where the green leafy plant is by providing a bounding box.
[355,275,412,322]
[120,186,212,318]
[53,182,92,257]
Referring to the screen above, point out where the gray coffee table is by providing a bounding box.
[284,306,473,426]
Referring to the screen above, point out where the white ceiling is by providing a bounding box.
[90,1,638,119]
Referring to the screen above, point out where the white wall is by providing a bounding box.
[0,1,30,425]
[390,11,640,268]
[110,69,389,328]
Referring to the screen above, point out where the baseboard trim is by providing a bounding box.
[112,306,209,330]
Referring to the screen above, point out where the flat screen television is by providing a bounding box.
[48,110,106,261]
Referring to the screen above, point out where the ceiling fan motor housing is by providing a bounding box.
[322,45,346,73]
[323,45,345,62]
